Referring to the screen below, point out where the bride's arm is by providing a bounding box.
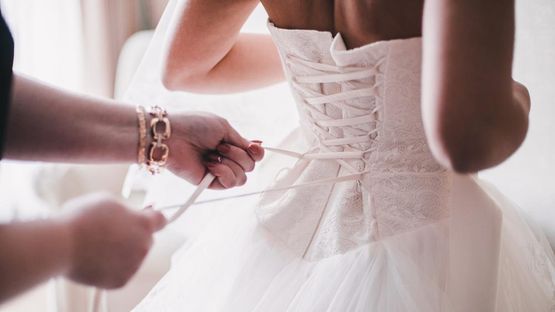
[163,0,284,94]
[422,0,530,173]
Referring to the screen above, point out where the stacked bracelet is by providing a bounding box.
[135,106,147,165]
[147,106,171,174]
[136,105,171,174]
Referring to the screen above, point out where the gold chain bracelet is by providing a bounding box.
[146,105,171,174]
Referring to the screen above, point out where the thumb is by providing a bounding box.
[140,209,167,232]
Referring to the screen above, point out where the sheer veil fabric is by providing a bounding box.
[125,1,555,311]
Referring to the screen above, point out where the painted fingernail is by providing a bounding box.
[217,144,231,153]
[247,144,260,156]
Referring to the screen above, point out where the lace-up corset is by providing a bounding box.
[285,54,383,173]
[257,23,452,260]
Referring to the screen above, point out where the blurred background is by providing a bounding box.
[0,0,553,311]
[0,1,169,311]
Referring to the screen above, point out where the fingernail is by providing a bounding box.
[252,140,263,145]
[247,143,262,156]
[217,144,230,153]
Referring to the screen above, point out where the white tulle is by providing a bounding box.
[134,175,555,311]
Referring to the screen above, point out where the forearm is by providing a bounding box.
[0,219,72,303]
[422,0,527,172]
[163,0,284,94]
[4,74,137,163]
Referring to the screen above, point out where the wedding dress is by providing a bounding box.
[133,22,555,311]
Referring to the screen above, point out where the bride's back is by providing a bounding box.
[260,0,424,48]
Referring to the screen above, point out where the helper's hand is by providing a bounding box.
[62,193,166,289]
[166,111,264,189]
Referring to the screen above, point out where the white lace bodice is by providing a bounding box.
[256,23,451,260]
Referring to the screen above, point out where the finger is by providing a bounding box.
[206,153,247,186]
[140,209,167,232]
[208,178,226,190]
[201,162,226,190]
[217,143,255,172]
[206,163,236,189]
[223,122,251,150]
[247,141,265,162]
[220,157,247,186]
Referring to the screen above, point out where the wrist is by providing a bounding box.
[136,105,172,174]
[90,102,138,163]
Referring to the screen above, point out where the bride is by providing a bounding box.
[134,0,555,311]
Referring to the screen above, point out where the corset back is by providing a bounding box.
[256,22,451,260]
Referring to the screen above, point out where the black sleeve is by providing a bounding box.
[0,11,14,159]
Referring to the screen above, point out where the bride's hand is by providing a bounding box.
[166,111,264,189]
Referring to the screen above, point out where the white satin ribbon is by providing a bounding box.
[162,146,370,224]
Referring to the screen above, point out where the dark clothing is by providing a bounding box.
[0,10,13,159]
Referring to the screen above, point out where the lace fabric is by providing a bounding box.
[258,24,450,260]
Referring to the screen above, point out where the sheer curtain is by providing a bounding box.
[79,0,164,96]
[0,0,84,91]
[0,0,167,97]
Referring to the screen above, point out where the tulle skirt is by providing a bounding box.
[133,174,555,312]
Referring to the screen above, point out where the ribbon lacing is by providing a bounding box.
[165,55,384,224]
[91,51,385,312]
